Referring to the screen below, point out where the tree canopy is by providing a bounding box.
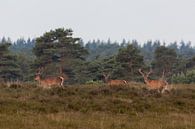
[1,30,195,84]
[0,42,21,81]
[33,28,88,82]
[116,44,144,80]
[152,46,178,78]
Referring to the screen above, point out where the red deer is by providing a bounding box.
[103,73,127,86]
[35,68,68,88]
[138,69,169,93]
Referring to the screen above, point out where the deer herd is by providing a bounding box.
[34,67,170,93]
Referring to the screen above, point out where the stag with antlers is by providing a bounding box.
[35,67,68,88]
[102,73,127,86]
[138,69,169,93]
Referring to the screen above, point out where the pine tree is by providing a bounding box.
[33,28,88,80]
[116,44,144,81]
[152,46,178,78]
[0,43,21,81]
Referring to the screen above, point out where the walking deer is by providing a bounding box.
[35,68,68,88]
[138,69,169,93]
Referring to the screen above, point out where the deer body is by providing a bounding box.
[103,73,127,86]
[144,79,168,90]
[107,80,127,86]
[139,69,169,93]
[35,67,68,88]
[35,75,64,88]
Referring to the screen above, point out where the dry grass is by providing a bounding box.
[0,83,194,129]
[0,111,194,129]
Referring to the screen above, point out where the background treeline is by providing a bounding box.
[86,39,195,61]
[0,28,195,84]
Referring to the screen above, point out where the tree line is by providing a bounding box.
[0,28,195,84]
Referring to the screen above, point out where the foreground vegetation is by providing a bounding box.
[0,83,194,129]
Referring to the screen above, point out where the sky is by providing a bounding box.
[0,0,195,45]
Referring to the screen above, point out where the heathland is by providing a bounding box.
[0,83,194,129]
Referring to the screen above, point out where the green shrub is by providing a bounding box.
[172,70,195,84]
[85,80,104,85]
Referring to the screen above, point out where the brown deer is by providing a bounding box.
[138,69,169,93]
[103,73,127,86]
[34,68,68,88]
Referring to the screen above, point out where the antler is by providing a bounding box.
[59,66,63,74]
[36,67,44,75]
[139,68,153,78]
[138,69,145,77]
[146,69,153,77]
[161,69,165,79]
[103,72,110,78]
[102,72,110,82]
[162,69,165,78]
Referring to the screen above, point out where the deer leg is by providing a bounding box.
[60,81,64,87]
[164,81,170,92]
[157,89,161,93]
[165,85,170,93]
[161,88,165,94]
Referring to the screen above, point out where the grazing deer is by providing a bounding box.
[35,68,68,88]
[138,69,169,93]
[103,73,127,86]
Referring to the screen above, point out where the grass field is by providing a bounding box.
[0,83,195,129]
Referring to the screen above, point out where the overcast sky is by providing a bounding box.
[0,0,195,45]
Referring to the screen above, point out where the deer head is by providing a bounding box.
[34,67,44,81]
[138,68,169,93]
[138,68,152,82]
